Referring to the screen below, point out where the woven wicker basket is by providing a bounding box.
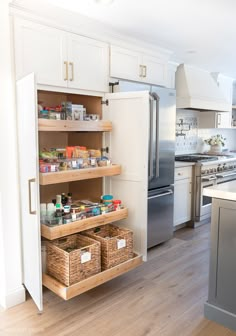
[82,224,133,270]
[46,234,101,286]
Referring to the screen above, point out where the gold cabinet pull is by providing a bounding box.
[69,62,74,81]
[64,61,68,81]
[139,65,143,78]
[143,65,147,78]
[28,178,36,215]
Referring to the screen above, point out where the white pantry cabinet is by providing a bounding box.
[110,45,168,87]
[14,18,109,92]
[16,73,148,310]
[174,166,192,227]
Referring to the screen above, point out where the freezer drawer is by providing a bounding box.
[147,186,174,248]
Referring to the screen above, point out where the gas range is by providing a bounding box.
[178,153,236,225]
[175,153,234,163]
[175,153,236,176]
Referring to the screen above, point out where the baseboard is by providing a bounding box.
[188,218,210,228]
[173,223,187,231]
[204,302,236,332]
[1,286,25,309]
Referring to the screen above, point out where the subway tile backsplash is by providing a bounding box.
[175,109,236,154]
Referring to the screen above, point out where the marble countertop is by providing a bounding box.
[175,161,195,168]
[203,181,236,201]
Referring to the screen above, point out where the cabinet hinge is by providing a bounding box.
[101,147,109,154]
[109,81,119,93]
[101,99,109,106]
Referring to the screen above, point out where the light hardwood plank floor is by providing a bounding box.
[1,224,236,336]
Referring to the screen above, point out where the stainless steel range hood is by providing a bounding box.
[176,64,231,112]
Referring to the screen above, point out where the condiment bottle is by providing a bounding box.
[55,203,63,224]
[61,193,67,206]
[71,210,77,222]
[56,195,62,209]
[67,196,72,205]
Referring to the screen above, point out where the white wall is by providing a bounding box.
[0,0,25,308]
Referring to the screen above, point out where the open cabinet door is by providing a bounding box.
[103,91,150,261]
[16,73,42,311]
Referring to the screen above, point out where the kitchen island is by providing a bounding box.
[204,181,236,331]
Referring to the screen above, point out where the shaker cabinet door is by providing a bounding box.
[110,46,142,82]
[142,54,167,87]
[16,73,43,311]
[174,178,192,226]
[14,18,67,87]
[68,34,109,92]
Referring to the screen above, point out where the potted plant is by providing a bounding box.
[204,134,226,153]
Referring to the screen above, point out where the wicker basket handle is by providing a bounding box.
[57,237,68,244]
[80,247,89,253]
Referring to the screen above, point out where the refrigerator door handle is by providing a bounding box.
[148,190,173,200]
[151,92,160,178]
[149,94,154,179]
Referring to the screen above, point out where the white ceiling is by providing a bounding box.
[40,0,236,78]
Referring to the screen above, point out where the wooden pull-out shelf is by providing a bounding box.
[39,164,121,185]
[41,208,128,240]
[38,119,112,132]
[42,253,142,300]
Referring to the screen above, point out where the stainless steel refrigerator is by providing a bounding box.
[114,81,176,248]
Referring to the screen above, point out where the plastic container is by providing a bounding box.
[47,203,55,220]
[101,194,113,201]
[39,110,49,119]
[112,200,121,210]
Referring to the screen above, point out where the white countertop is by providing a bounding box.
[175,161,195,168]
[203,181,236,201]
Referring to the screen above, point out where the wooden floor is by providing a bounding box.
[1,224,236,336]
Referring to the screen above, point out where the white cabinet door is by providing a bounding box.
[68,34,109,92]
[103,91,150,260]
[174,178,192,226]
[198,111,231,128]
[14,18,67,87]
[142,54,167,86]
[216,112,231,128]
[16,74,42,311]
[110,46,142,82]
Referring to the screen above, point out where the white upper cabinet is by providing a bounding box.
[110,45,168,87]
[67,34,108,92]
[14,18,109,92]
[14,19,67,87]
[142,54,167,87]
[198,111,231,129]
[110,46,141,82]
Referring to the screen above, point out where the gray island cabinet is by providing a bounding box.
[204,181,236,331]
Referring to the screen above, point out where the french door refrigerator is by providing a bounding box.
[148,87,175,248]
[110,81,176,248]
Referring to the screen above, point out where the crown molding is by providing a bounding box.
[10,0,173,59]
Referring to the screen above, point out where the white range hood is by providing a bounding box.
[176,64,231,112]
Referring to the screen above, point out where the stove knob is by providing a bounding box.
[205,169,209,174]
[213,168,217,173]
